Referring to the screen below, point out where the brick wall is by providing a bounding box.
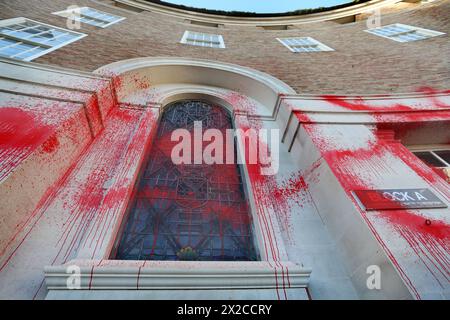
[0,0,449,94]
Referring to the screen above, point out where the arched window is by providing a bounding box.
[114,100,258,261]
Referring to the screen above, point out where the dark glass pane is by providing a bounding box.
[434,150,450,165]
[115,101,258,261]
[413,151,446,167]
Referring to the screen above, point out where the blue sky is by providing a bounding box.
[164,0,352,13]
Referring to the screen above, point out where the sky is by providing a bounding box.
[164,0,352,13]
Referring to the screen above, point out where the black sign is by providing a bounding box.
[353,188,447,211]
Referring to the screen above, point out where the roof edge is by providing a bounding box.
[145,0,371,17]
[115,0,403,25]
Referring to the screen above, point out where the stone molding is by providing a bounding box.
[115,0,401,26]
[45,260,311,290]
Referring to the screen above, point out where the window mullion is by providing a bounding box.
[13,24,38,32]
[0,37,21,50]
[392,29,416,37]
[430,151,450,167]
[10,45,41,58]
[39,30,70,44]
[80,13,108,24]
[20,29,49,40]
[1,33,52,48]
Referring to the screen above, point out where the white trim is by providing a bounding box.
[0,56,111,79]
[114,0,402,26]
[45,260,311,290]
[0,17,86,61]
[94,57,296,120]
[276,37,334,53]
[407,144,450,152]
[180,30,189,44]
[431,151,450,167]
[364,23,446,42]
[407,146,450,168]
[94,57,296,94]
[53,6,126,29]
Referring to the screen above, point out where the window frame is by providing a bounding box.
[364,23,446,42]
[52,6,126,29]
[111,100,261,262]
[408,145,450,168]
[276,36,334,53]
[409,146,450,184]
[180,30,226,49]
[0,17,86,61]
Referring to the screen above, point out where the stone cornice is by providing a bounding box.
[115,0,402,26]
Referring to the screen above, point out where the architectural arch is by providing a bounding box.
[93,57,299,265]
[95,57,296,118]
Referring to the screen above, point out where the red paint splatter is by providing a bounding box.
[234,116,295,300]
[41,134,59,153]
[321,95,415,112]
[299,119,449,299]
[0,107,55,180]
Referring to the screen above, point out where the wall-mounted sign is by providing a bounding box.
[353,188,447,211]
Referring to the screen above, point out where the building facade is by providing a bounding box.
[0,0,449,300]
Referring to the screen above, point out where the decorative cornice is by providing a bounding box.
[115,0,402,26]
[0,57,110,80]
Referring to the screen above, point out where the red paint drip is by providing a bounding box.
[300,120,449,299]
[234,117,294,298]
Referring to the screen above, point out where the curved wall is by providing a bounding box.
[0,0,448,94]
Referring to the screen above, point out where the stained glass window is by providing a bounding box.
[114,101,258,261]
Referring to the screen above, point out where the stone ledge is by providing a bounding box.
[44,260,311,290]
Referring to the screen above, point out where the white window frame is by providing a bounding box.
[0,17,86,61]
[408,145,450,168]
[180,30,225,49]
[53,6,126,29]
[276,37,334,53]
[364,23,445,42]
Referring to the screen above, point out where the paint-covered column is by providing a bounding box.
[296,121,449,299]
